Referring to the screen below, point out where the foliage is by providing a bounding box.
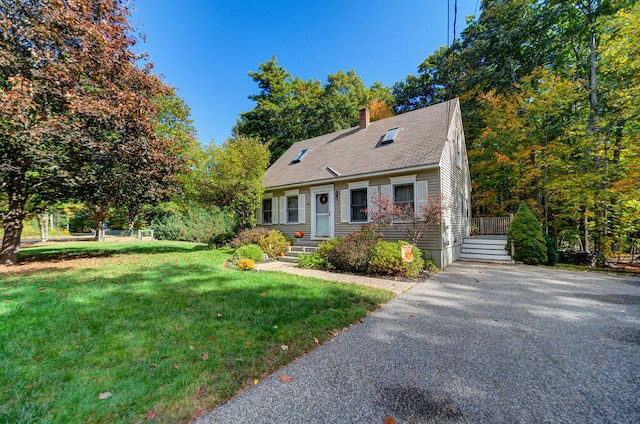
[394,0,637,258]
[151,205,235,244]
[367,192,448,245]
[544,233,560,266]
[367,240,425,278]
[233,244,265,263]
[230,227,271,248]
[236,56,395,162]
[507,203,548,265]
[189,136,270,229]
[0,0,186,263]
[258,230,291,258]
[0,241,392,422]
[327,226,381,273]
[237,258,256,270]
[296,252,326,269]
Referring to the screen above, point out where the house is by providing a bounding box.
[257,98,471,268]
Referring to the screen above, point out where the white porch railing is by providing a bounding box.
[470,216,513,235]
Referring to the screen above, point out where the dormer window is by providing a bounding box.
[381,127,399,144]
[292,149,309,163]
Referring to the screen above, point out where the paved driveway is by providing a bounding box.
[196,263,640,423]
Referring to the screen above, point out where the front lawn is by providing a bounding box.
[0,241,393,423]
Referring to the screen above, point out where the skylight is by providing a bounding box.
[381,127,399,144]
[292,149,309,163]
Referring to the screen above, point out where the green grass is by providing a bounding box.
[0,241,394,423]
[554,262,639,277]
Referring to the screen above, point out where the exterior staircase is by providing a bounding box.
[278,240,320,263]
[460,235,515,265]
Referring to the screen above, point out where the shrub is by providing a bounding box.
[230,227,270,248]
[259,230,291,258]
[237,259,256,270]
[544,234,560,266]
[296,252,325,269]
[327,225,381,273]
[151,205,235,244]
[234,244,265,262]
[367,240,424,277]
[507,202,547,265]
[313,238,343,269]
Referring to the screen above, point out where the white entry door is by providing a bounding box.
[311,187,334,239]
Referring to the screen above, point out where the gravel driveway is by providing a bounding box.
[196,263,640,423]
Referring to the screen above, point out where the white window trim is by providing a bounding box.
[262,198,274,225]
[349,187,369,224]
[310,185,333,239]
[284,190,302,224]
[389,175,417,222]
[455,128,462,169]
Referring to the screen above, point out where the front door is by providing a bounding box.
[312,190,333,239]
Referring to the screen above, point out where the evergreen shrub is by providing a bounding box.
[506,202,548,265]
[367,240,424,277]
[151,206,235,244]
[234,244,265,262]
[544,234,560,266]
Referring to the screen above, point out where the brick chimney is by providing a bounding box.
[359,107,370,130]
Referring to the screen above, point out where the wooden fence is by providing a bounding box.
[470,216,513,235]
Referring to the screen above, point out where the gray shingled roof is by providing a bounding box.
[262,98,458,188]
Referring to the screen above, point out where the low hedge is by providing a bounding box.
[367,240,424,278]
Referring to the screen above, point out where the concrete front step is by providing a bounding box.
[463,237,507,246]
[277,244,318,263]
[278,256,298,263]
[460,236,514,265]
[460,252,514,262]
[462,245,507,253]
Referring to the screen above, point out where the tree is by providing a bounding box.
[0,0,180,261]
[507,202,548,265]
[190,136,270,229]
[236,56,394,162]
[366,192,448,246]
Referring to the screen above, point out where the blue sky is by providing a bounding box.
[131,1,480,145]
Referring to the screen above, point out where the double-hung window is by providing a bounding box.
[262,198,272,224]
[394,183,415,213]
[286,196,299,223]
[350,188,368,223]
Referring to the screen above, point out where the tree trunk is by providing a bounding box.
[127,205,138,233]
[1,182,27,265]
[93,205,108,242]
[37,213,49,242]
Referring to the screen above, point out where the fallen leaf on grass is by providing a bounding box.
[33,355,44,361]
[173,363,179,370]
[280,344,288,351]
[313,338,320,345]
[145,409,156,419]
[254,379,259,385]
[160,356,169,360]
[217,313,222,318]
[98,392,112,400]
[149,363,156,368]
[189,345,196,350]
[201,353,209,360]
[198,390,206,396]
[383,417,396,424]
[278,374,293,383]
[261,292,266,296]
